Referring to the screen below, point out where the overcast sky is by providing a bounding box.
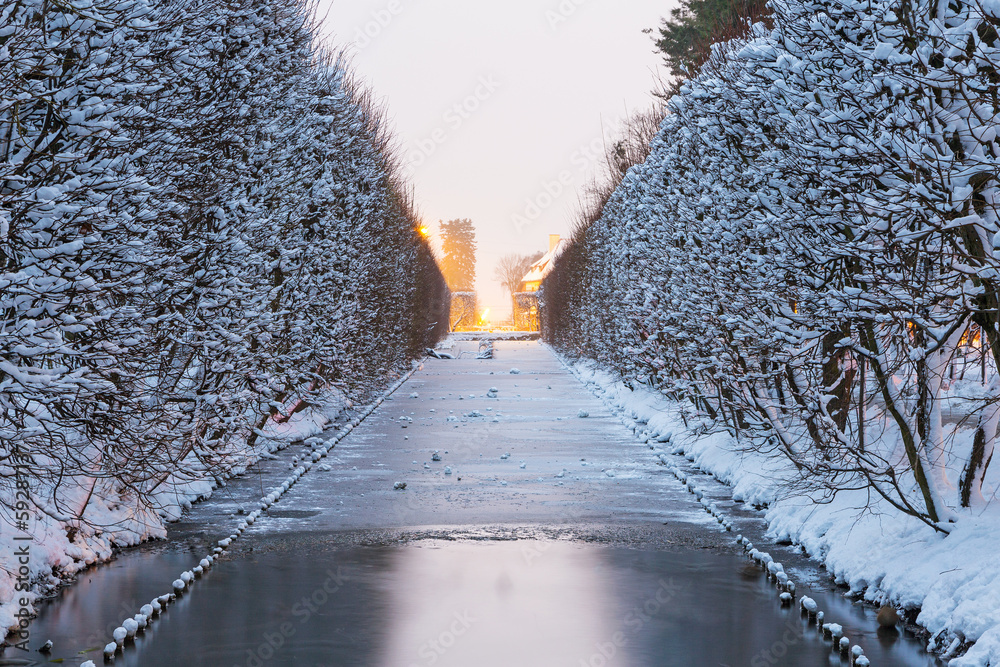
[315,0,672,320]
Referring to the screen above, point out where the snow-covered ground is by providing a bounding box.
[563,354,1000,666]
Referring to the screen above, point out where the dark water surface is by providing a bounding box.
[19,533,938,667]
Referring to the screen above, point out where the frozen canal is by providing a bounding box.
[20,340,939,666]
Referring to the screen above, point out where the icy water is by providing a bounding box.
[9,339,942,665]
[17,534,939,666]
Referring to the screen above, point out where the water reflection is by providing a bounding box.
[18,537,938,666]
[376,541,619,666]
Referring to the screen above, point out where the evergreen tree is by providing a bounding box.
[649,0,770,87]
[439,218,477,292]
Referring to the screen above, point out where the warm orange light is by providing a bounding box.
[418,226,430,237]
[480,308,491,322]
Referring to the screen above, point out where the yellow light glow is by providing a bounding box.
[481,308,491,322]
[418,226,430,237]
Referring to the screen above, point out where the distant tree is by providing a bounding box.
[495,252,544,297]
[648,0,770,89]
[439,219,477,292]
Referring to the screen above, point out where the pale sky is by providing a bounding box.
[315,0,672,319]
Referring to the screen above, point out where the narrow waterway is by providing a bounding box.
[12,340,940,666]
[26,531,938,667]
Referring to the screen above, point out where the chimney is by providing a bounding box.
[549,234,560,252]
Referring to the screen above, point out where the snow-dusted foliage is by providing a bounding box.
[544,0,1000,534]
[0,0,447,620]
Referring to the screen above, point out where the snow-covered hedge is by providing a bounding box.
[546,0,1000,528]
[0,0,447,634]
[543,0,1000,660]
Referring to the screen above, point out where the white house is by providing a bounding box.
[513,235,565,331]
[519,235,565,292]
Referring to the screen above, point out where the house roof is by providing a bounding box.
[521,239,566,285]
